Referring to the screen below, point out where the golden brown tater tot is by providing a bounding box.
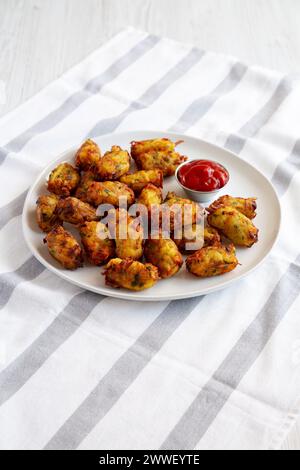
[137,183,163,210]
[36,194,60,233]
[186,243,238,278]
[173,223,221,253]
[44,225,83,270]
[120,169,163,193]
[162,191,204,231]
[207,206,258,247]
[95,145,130,180]
[47,162,80,197]
[208,195,257,219]
[104,258,159,291]
[79,221,115,265]
[57,197,98,225]
[75,139,101,171]
[86,181,135,207]
[74,171,96,202]
[108,208,144,260]
[131,138,186,176]
[144,236,183,278]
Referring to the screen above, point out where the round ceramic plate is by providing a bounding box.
[22,131,281,301]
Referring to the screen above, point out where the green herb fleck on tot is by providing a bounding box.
[131,273,141,287]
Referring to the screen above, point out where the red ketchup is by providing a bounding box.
[178,160,229,192]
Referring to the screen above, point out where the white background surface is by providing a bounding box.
[0,0,299,449]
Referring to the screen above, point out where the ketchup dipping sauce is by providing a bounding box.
[178,159,229,192]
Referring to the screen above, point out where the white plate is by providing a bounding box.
[22,131,281,301]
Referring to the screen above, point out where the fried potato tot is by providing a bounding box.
[173,223,221,253]
[186,243,238,278]
[204,224,221,247]
[131,138,187,176]
[57,197,98,225]
[137,183,163,210]
[36,194,60,233]
[207,206,258,247]
[163,191,203,230]
[144,237,183,278]
[95,145,130,180]
[74,171,96,202]
[86,181,135,207]
[208,195,257,219]
[104,258,159,291]
[120,169,163,193]
[131,138,180,158]
[75,139,101,171]
[108,209,144,260]
[79,221,115,265]
[133,150,187,176]
[44,225,83,270]
[47,162,80,197]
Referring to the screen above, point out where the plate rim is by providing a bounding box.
[22,130,282,301]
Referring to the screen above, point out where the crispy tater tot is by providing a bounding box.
[104,258,159,291]
[44,225,83,270]
[208,195,257,219]
[207,206,259,247]
[75,139,101,171]
[74,171,96,202]
[95,145,130,180]
[144,237,183,279]
[173,223,221,253]
[79,221,115,265]
[137,183,163,210]
[120,169,163,193]
[162,191,204,231]
[86,181,135,207]
[36,194,60,233]
[47,162,80,197]
[133,150,187,176]
[131,138,179,158]
[204,224,222,247]
[108,208,144,260]
[57,197,98,225]
[131,138,186,176]
[186,243,238,278]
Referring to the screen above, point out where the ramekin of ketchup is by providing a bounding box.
[175,159,229,203]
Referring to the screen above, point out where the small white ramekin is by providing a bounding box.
[175,160,230,203]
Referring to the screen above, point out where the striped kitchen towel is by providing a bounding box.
[0,27,300,450]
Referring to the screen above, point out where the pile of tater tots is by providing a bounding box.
[36,138,259,291]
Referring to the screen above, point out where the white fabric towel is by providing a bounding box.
[0,27,299,450]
